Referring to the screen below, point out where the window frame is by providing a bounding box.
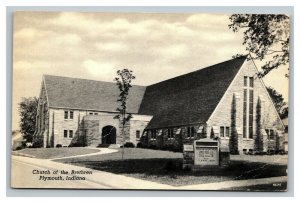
[136,130,141,140]
[225,127,230,138]
[151,129,157,139]
[70,111,74,119]
[243,76,254,140]
[64,111,68,119]
[187,126,195,139]
[266,128,275,140]
[64,130,68,138]
[167,128,174,139]
[69,130,73,138]
[220,126,225,137]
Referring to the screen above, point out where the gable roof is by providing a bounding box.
[138,56,247,129]
[43,75,146,113]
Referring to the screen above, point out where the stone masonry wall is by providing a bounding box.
[84,118,100,147]
[33,81,49,148]
[207,59,285,153]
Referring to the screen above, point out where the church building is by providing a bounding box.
[33,56,286,154]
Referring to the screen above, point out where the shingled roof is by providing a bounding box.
[43,56,247,128]
[138,56,247,129]
[43,75,146,113]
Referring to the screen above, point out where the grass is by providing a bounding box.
[55,148,288,187]
[12,147,100,159]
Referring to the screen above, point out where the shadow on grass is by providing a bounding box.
[64,158,287,180]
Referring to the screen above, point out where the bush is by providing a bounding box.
[56,144,62,148]
[69,142,84,147]
[122,142,135,148]
[15,145,25,151]
[254,151,267,155]
[148,144,157,150]
[136,142,143,148]
[32,139,43,148]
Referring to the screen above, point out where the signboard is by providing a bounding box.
[183,144,194,152]
[194,140,219,166]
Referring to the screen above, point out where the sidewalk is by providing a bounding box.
[50,147,118,160]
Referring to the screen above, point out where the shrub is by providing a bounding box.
[123,142,135,148]
[69,142,84,147]
[15,146,25,151]
[32,139,43,148]
[56,144,62,148]
[254,151,267,155]
[136,142,143,148]
[148,144,157,150]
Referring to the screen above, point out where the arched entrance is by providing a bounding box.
[101,125,116,144]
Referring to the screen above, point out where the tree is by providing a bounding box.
[255,97,264,153]
[266,86,288,119]
[18,97,38,143]
[229,94,239,154]
[229,14,290,77]
[114,69,136,159]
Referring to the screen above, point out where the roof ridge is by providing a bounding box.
[147,55,247,87]
[43,74,146,88]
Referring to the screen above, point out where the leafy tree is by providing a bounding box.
[266,86,288,118]
[18,97,38,143]
[229,14,290,77]
[280,107,288,119]
[114,69,136,159]
[229,94,239,154]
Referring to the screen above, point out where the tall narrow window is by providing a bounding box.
[136,130,140,139]
[70,111,74,119]
[64,111,68,119]
[64,130,68,138]
[244,76,248,86]
[243,76,254,139]
[69,130,73,138]
[269,129,275,140]
[167,128,174,139]
[225,127,230,138]
[249,77,254,87]
[249,89,254,139]
[187,127,195,138]
[243,89,247,138]
[220,127,225,137]
[151,130,156,139]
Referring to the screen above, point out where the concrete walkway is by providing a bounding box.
[50,148,118,160]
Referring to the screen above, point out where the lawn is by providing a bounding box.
[12,147,100,159]
[55,148,288,187]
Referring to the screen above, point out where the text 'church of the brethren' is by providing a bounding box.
[33,56,286,154]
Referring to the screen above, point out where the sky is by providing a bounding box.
[12,11,289,130]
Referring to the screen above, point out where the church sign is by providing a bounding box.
[194,140,219,166]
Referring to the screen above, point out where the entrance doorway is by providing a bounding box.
[101,125,116,144]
